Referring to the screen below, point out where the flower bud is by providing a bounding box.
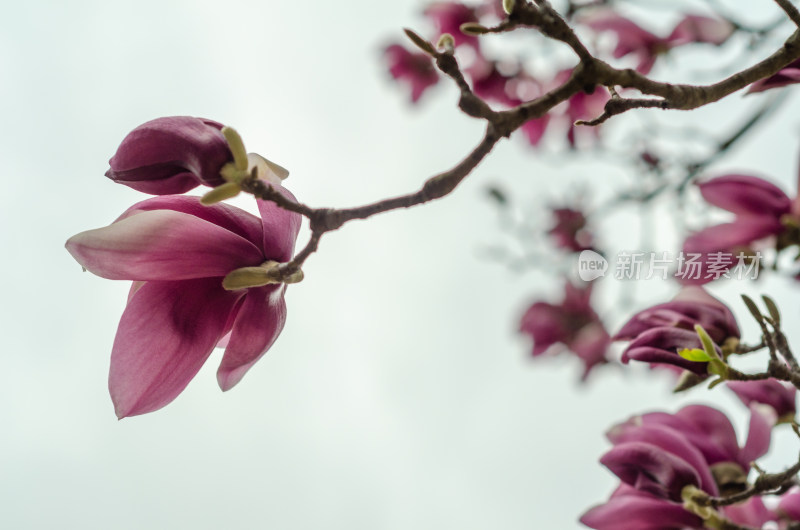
[106,116,232,194]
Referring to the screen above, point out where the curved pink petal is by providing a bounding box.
[257,188,302,262]
[727,380,796,419]
[119,195,264,248]
[674,405,740,466]
[740,404,776,466]
[668,15,734,46]
[747,64,800,94]
[66,209,263,281]
[109,279,245,418]
[581,486,703,530]
[698,175,791,216]
[684,217,783,254]
[722,496,775,527]
[778,487,800,521]
[217,285,287,391]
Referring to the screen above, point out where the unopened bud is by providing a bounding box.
[460,22,490,36]
[436,33,456,54]
[403,28,436,56]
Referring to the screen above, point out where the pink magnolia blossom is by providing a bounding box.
[66,194,301,418]
[682,173,797,284]
[583,10,733,74]
[105,116,232,194]
[583,404,775,529]
[548,207,593,252]
[385,44,440,103]
[614,286,739,374]
[519,282,610,379]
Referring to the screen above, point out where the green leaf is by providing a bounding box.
[694,324,720,361]
[678,348,711,362]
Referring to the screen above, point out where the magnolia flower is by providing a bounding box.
[519,282,610,379]
[614,286,739,374]
[682,173,799,283]
[105,116,233,194]
[582,10,733,74]
[582,404,775,529]
[548,207,593,252]
[385,44,440,103]
[66,194,301,418]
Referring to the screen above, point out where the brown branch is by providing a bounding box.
[775,0,800,28]
[688,459,800,508]
[236,4,800,283]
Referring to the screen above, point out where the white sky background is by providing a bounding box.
[3,0,800,528]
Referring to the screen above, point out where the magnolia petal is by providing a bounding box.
[740,404,776,466]
[66,209,263,281]
[668,15,734,46]
[722,496,775,528]
[580,486,703,530]
[777,487,800,521]
[257,188,303,263]
[118,194,264,248]
[698,174,791,216]
[601,442,701,501]
[674,405,740,466]
[217,285,287,391]
[727,380,797,419]
[684,217,783,254]
[109,279,244,418]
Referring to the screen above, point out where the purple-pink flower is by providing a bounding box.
[614,286,739,374]
[682,173,798,284]
[519,282,610,379]
[385,44,440,103]
[548,207,593,252]
[66,194,301,418]
[105,116,233,194]
[582,10,733,74]
[582,404,775,529]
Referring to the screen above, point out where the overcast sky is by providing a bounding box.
[3,1,800,528]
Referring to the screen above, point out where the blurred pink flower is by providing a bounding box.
[727,379,797,421]
[582,10,733,74]
[682,173,797,284]
[385,44,440,103]
[66,194,301,418]
[548,207,593,252]
[519,282,610,379]
[424,2,480,48]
